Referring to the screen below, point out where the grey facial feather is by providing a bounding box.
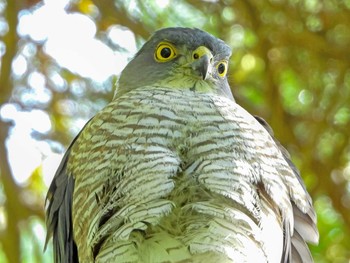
[116,27,233,100]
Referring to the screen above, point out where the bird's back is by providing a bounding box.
[65,87,316,262]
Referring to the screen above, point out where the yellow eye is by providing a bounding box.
[216,61,228,77]
[155,42,177,62]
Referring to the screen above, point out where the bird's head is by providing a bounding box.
[116,27,233,99]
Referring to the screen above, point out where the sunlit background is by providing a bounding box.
[0,0,350,262]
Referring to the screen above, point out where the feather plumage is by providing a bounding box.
[45,27,318,263]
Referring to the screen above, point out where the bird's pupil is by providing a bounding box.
[161,47,171,58]
[218,63,225,74]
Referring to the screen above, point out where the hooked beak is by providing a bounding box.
[191,46,213,80]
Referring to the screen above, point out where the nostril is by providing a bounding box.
[210,57,213,63]
[193,53,199,59]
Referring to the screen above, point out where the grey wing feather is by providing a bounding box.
[44,143,78,263]
[44,121,92,263]
[254,116,319,262]
[291,227,314,262]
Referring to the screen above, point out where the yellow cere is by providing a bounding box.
[192,46,213,61]
[155,42,177,62]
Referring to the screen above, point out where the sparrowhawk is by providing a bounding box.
[45,27,319,263]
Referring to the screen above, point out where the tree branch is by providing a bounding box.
[91,0,151,39]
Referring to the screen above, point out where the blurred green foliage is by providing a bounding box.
[0,0,349,262]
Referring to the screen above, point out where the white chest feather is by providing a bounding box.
[69,87,310,262]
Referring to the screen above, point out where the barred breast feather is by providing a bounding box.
[46,87,318,263]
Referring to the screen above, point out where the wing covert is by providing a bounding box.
[254,115,319,262]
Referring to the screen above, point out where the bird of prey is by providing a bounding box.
[45,27,319,263]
